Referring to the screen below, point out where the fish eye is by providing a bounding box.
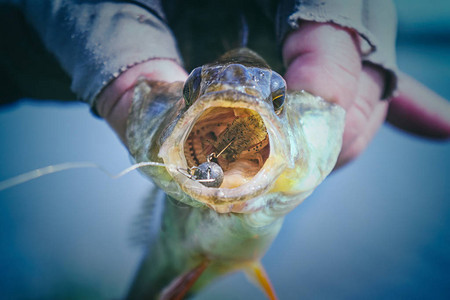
[270,72,286,113]
[183,67,202,106]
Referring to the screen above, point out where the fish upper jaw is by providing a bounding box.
[201,64,273,100]
[203,84,266,100]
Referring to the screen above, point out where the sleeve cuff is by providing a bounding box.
[23,1,181,107]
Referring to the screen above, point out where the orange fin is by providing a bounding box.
[245,262,279,300]
[159,260,209,300]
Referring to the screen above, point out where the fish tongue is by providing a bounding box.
[221,160,257,188]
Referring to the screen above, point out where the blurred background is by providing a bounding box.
[0,0,449,299]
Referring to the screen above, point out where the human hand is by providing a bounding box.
[282,21,450,168]
[96,59,188,144]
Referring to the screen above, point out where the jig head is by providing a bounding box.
[178,140,235,188]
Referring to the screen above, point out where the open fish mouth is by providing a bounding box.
[184,106,269,188]
[184,107,270,188]
[159,90,288,211]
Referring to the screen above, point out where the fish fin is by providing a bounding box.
[244,262,279,300]
[159,259,210,300]
[128,186,166,247]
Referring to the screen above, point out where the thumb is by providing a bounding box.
[96,59,188,144]
[282,21,362,109]
[387,72,450,139]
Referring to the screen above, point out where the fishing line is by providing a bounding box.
[0,161,174,191]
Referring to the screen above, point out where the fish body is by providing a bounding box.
[126,48,345,299]
[127,194,283,299]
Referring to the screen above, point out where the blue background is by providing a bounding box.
[1,1,449,299]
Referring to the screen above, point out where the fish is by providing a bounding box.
[125,48,345,299]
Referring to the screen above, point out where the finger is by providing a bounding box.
[336,64,388,168]
[282,21,362,109]
[341,64,386,153]
[387,72,450,139]
[97,59,188,119]
[337,101,388,168]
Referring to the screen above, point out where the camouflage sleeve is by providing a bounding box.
[277,0,398,98]
[18,0,181,106]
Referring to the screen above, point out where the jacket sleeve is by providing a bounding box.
[277,0,398,98]
[17,0,181,106]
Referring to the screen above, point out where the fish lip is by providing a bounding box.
[159,90,289,213]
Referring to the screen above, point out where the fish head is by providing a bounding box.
[127,48,345,220]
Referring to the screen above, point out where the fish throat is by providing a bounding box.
[184,107,270,189]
